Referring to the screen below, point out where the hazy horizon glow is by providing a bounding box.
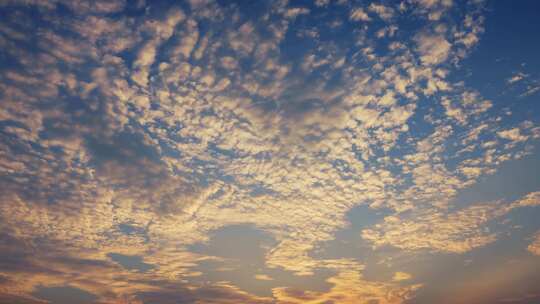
[1,0,540,303]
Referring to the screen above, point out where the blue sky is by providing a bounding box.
[0,0,540,303]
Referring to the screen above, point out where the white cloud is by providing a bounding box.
[284,7,310,19]
[497,128,528,143]
[415,33,451,65]
[368,3,395,20]
[350,7,371,21]
[507,72,527,84]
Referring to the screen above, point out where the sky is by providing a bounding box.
[0,0,540,303]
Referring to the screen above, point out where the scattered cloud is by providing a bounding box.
[498,128,528,143]
[350,7,371,22]
[528,232,540,256]
[415,33,452,65]
[368,3,395,21]
[362,192,539,253]
[0,0,538,303]
[273,262,421,304]
[254,274,273,281]
[507,72,528,84]
[393,272,412,282]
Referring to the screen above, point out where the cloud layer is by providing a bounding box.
[0,0,539,303]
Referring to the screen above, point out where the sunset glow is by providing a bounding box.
[1,0,540,303]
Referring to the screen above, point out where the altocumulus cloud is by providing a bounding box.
[0,0,540,303]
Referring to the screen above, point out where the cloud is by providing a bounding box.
[368,3,395,20]
[521,83,540,97]
[414,33,451,65]
[410,0,454,20]
[171,18,199,59]
[131,8,185,87]
[528,231,540,256]
[362,205,499,253]
[441,97,467,124]
[273,262,421,304]
[507,72,528,84]
[284,7,310,19]
[392,272,412,282]
[254,274,273,281]
[0,0,537,302]
[497,128,528,143]
[136,282,273,304]
[362,192,540,253]
[350,8,371,22]
[511,191,540,208]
